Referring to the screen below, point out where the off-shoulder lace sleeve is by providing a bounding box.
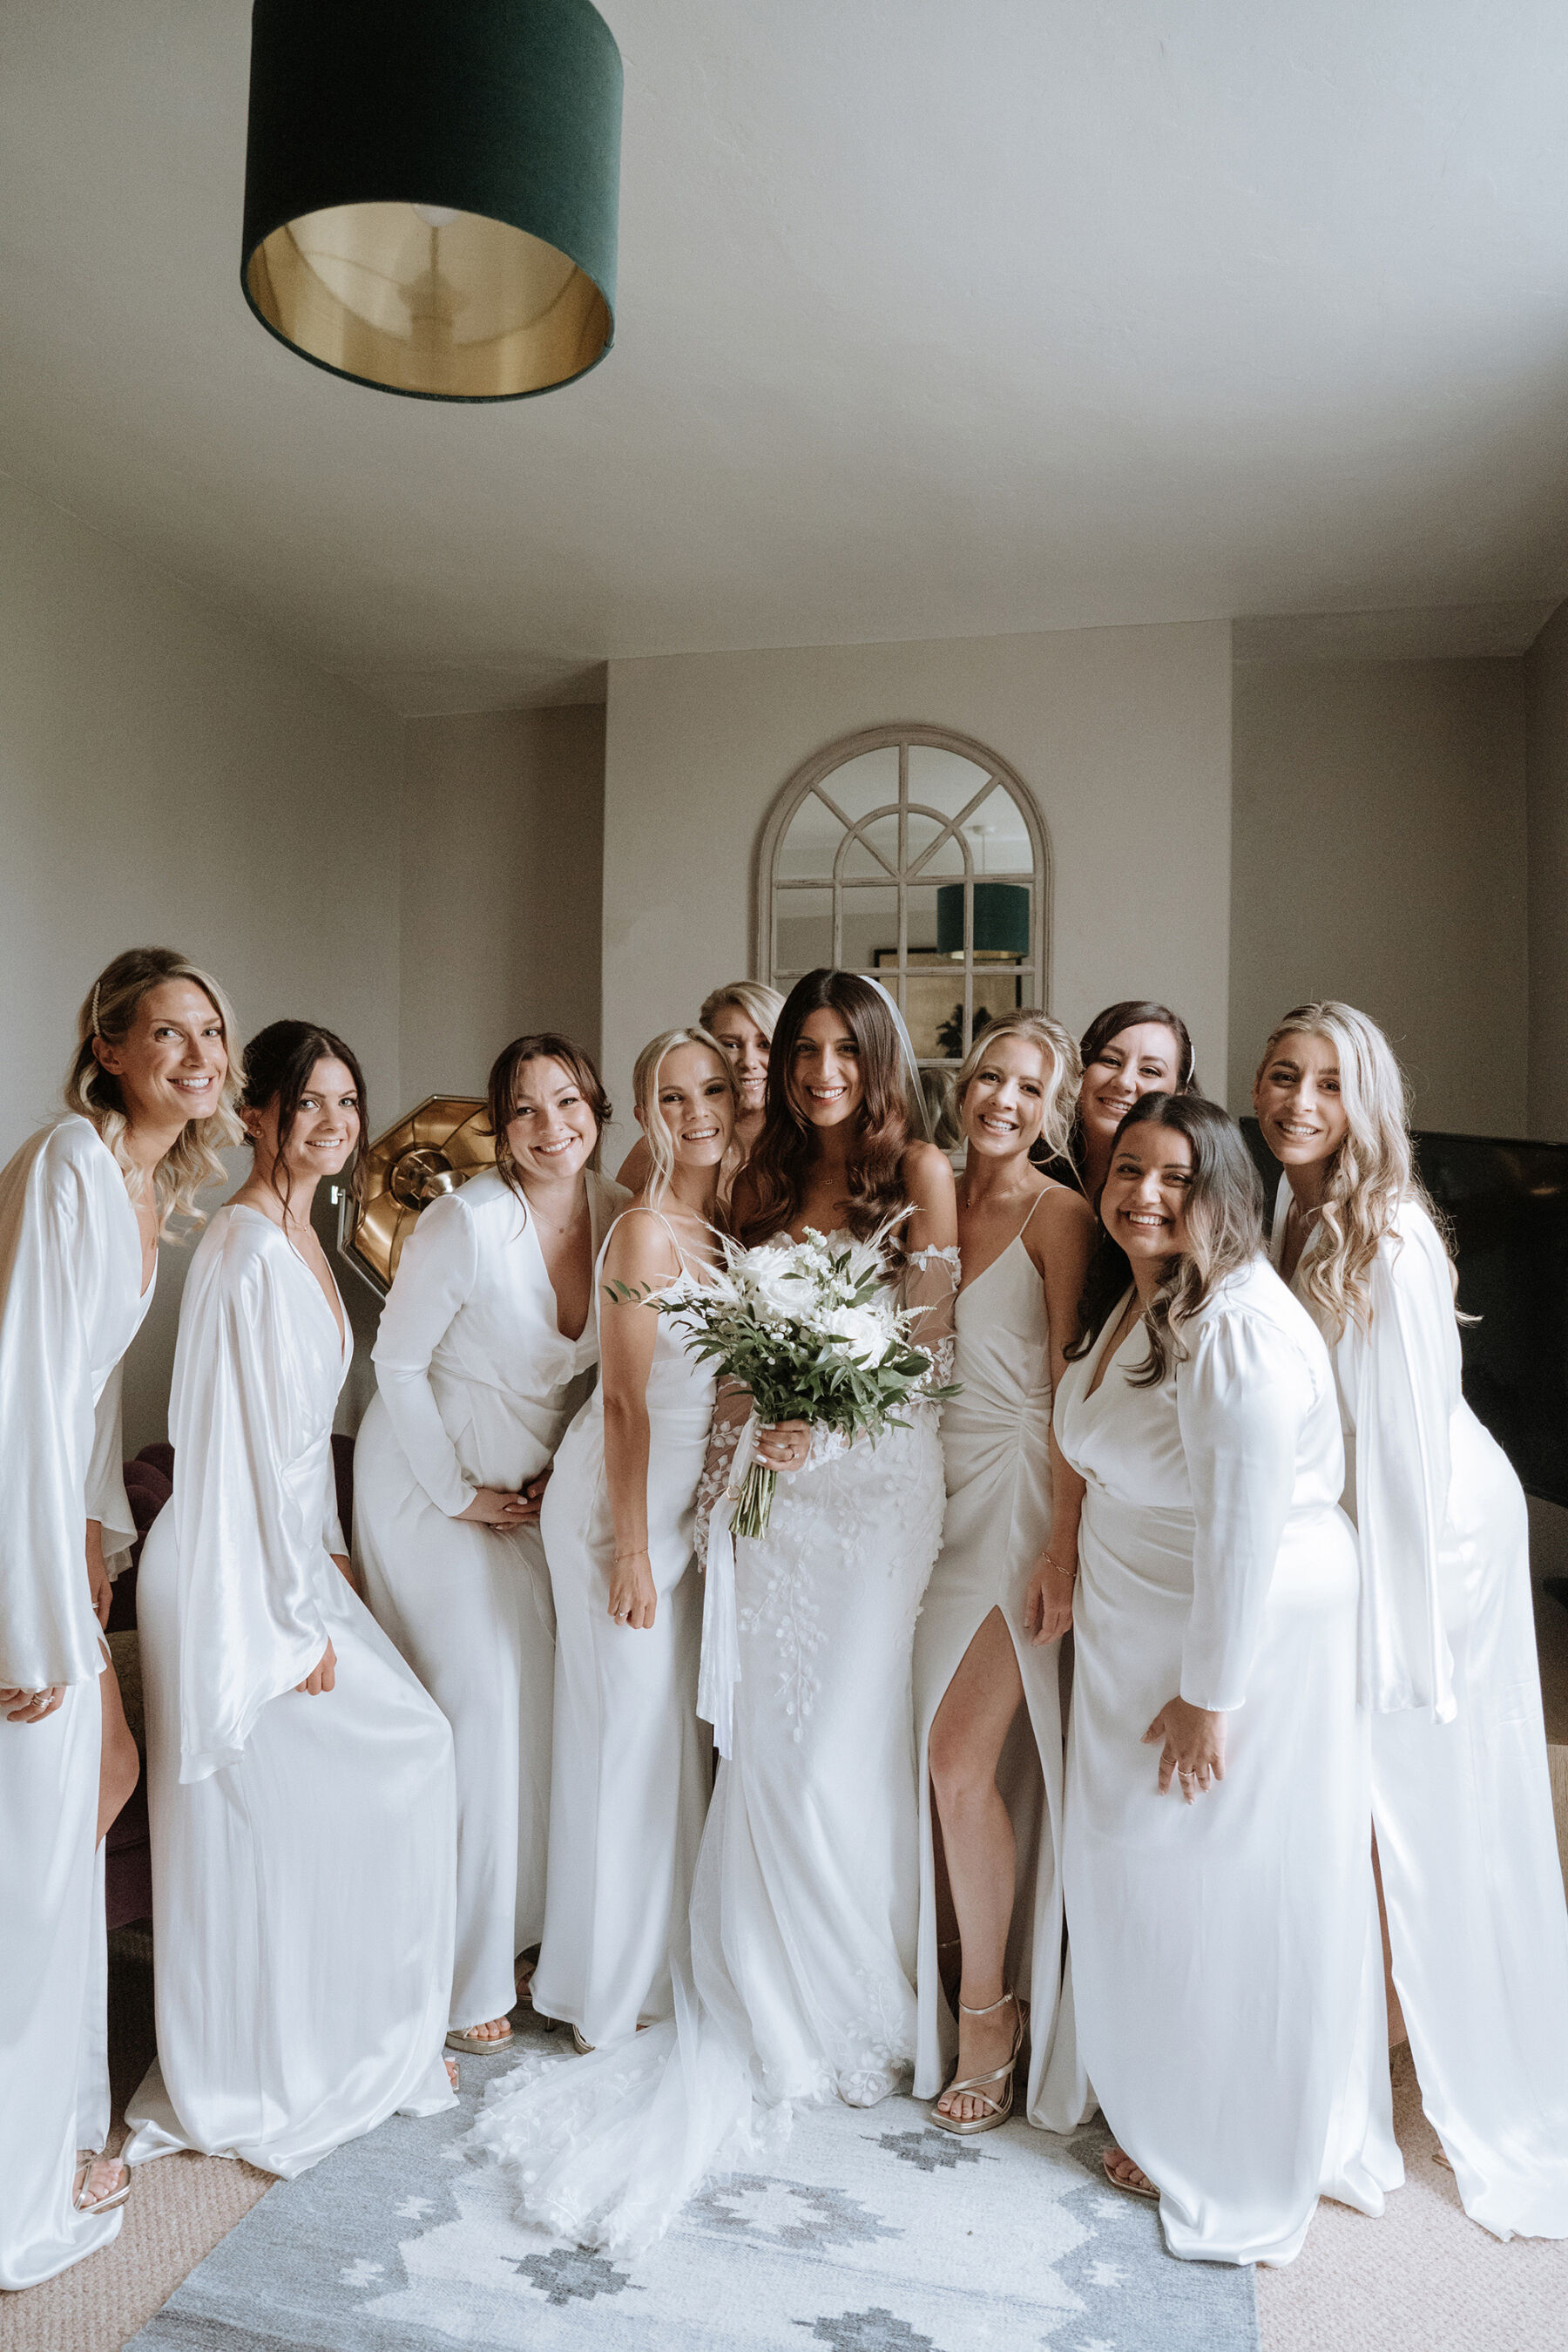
[901,1243,960,1387]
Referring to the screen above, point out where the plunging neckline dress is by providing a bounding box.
[530,1206,717,2047]
[912,1202,1075,2122]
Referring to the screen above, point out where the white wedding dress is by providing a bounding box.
[473,1235,957,2253]
[1274,1179,1568,2239]
[529,1207,714,2046]
[0,1118,150,2288]
[125,1206,457,2179]
[1053,1260,1392,2266]
[911,1197,1074,2122]
[355,1166,625,2033]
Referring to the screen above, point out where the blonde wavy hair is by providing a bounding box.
[698,980,786,1041]
[1255,1000,1445,1337]
[954,1010,1081,1166]
[632,1027,738,1200]
[64,947,243,1234]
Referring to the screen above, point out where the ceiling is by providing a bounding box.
[3,3,1567,713]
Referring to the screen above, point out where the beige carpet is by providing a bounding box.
[1258,2044,1568,2352]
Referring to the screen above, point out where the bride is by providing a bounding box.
[474,969,957,2250]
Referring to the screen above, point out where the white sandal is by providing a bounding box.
[74,2151,132,2215]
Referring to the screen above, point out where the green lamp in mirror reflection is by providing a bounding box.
[936,882,1031,958]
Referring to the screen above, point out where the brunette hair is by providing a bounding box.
[1255,1001,1448,1338]
[698,980,785,1041]
[1065,1092,1264,1386]
[955,1010,1081,1166]
[64,946,243,1233]
[632,1028,738,1199]
[1061,998,1200,1181]
[241,1021,369,1216]
[486,1033,611,1201]
[735,970,911,1255]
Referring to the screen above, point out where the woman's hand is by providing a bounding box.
[456,1485,530,1527]
[295,1640,337,1697]
[2,1685,66,1724]
[1142,1695,1226,1800]
[85,1521,112,1629]
[512,1470,551,1525]
[607,1549,658,1631]
[1024,1551,1076,1646]
[755,1420,812,1474]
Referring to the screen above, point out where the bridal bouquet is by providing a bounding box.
[616,1221,954,1540]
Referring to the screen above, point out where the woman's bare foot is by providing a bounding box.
[936,1991,1019,2126]
[444,2056,460,2092]
[1102,2144,1158,2198]
[467,2015,512,2044]
[73,2151,130,2213]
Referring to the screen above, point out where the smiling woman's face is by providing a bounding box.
[93,978,228,1132]
[1079,1022,1183,1151]
[1099,1119,1194,1268]
[707,1006,770,1116]
[1252,1031,1349,1173]
[652,1043,734,1169]
[960,1033,1051,1162]
[505,1056,599,1185]
[788,1007,866,1129]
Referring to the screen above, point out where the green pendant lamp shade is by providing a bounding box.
[936,882,1031,957]
[241,0,622,401]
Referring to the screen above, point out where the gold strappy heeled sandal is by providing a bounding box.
[929,1990,1023,2138]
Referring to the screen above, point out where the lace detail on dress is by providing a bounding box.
[693,1402,745,1558]
[902,1241,961,1388]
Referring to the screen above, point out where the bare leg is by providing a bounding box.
[928,1608,1026,2123]
[97,1658,139,1848]
[1371,1831,1406,2049]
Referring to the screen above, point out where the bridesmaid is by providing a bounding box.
[616,981,782,1203]
[1257,1000,1568,2239]
[530,1030,734,2051]
[913,1013,1094,2134]
[125,1022,458,2179]
[1053,1093,1383,2264]
[355,1033,627,2056]
[1038,999,1198,1196]
[0,947,238,2284]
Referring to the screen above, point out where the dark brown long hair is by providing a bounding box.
[1064,1092,1263,1385]
[241,1020,369,1216]
[486,1033,611,1201]
[735,970,910,1253]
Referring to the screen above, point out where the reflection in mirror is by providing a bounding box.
[817,746,900,824]
[906,744,990,820]
[778,794,845,881]
[775,886,835,974]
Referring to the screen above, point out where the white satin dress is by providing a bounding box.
[355,1167,625,2033]
[474,1240,956,2254]
[529,1208,713,2047]
[0,1117,150,2288]
[124,1206,457,2180]
[912,1198,1072,2122]
[1275,1181,1568,2239]
[1053,1259,1389,2266]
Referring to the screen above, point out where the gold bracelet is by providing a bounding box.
[613,1546,650,1561]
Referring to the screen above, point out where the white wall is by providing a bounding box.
[1526,601,1568,1141]
[0,471,404,1450]
[598,623,1233,1164]
[399,705,605,1105]
[1228,657,1528,1132]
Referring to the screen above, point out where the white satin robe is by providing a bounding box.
[0,1116,150,2288]
[1053,1260,1390,2266]
[356,1168,625,2031]
[912,1207,1072,2121]
[124,1206,457,2180]
[1277,1182,1568,2239]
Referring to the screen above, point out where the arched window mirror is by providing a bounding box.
[756,726,1051,1097]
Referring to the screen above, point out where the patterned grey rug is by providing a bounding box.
[127,2014,1257,2351]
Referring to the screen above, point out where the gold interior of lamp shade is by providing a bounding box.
[247,203,611,398]
[344,1096,496,1294]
